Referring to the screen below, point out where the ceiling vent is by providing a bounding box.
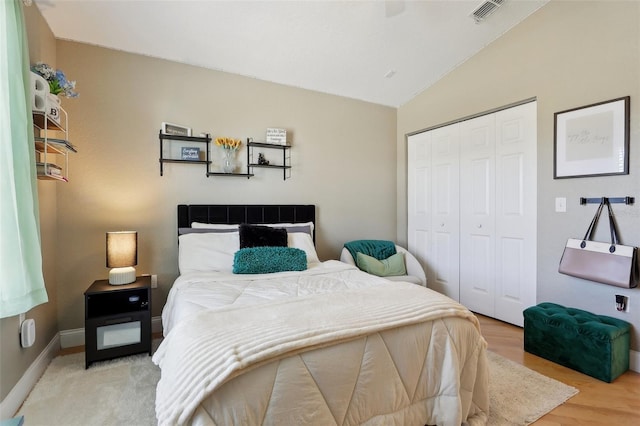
[470,0,506,23]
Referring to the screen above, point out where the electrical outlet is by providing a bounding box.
[151,274,158,288]
[615,295,629,312]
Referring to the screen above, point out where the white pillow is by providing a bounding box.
[266,222,315,238]
[192,222,238,229]
[178,232,239,274]
[288,232,320,265]
[191,221,314,238]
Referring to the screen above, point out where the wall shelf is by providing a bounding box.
[159,131,211,176]
[158,133,294,180]
[248,164,292,169]
[247,140,292,180]
[33,104,75,181]
[207,172,254,178]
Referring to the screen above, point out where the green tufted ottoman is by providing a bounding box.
[523,302,630,382]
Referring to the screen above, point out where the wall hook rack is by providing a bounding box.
[580,196,635,205]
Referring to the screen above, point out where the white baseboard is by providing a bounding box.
[59,326,84,349]
[0,333,60,420]
[630,349,639,373]
[60,316,163,349]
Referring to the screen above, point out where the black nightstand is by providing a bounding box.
[84,276,151,368]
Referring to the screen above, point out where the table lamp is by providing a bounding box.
[106,231,137,285]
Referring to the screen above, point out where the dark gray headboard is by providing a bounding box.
[177,204,315,238]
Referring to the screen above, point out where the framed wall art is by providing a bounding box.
[554,96,630,179]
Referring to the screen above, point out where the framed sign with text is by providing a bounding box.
[162,122,192,137]
[181,147,200,161]
[266,128,287,145]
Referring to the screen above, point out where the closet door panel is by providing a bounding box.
[433,231,455,291]
[495,102,537,326]
[497,236,528,323]
[407,132,432,285]
[429,125,460,301]
[500,153,524,216]
[459,114,495,315]
[463,233,493,312]
[499,237,525,299]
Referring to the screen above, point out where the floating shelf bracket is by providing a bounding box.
[579,196,635,205]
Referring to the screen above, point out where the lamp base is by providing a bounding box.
[109,267,136,285]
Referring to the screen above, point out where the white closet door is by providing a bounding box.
[407,101,536,324]
[429,124,460,301]
[494,102,537,326]
[459,114,496,316]
[407,131,432,283]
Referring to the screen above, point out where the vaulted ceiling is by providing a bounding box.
[33,0,549,107]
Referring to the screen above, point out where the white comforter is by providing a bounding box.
[160,261,402,334]
[153,261,489,426]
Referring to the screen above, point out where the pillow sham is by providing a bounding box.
[191,222,238,229]
[266,222,315,238]
[239,224,287,248]
[278,225,312,235]
[178,232,239,274]
[233,247,307,274]
[356,252,406,277]
[178,227,238,235]
[287,232,320,265]
[192,221,314,238]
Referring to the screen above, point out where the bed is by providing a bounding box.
[153,204,489,426]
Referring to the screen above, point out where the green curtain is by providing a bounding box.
[0,0,48,318]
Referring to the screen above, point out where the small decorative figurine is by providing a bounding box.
[258,153,270,165]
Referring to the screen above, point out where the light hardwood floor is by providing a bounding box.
[478,314,640,425]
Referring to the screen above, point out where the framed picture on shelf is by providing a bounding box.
[554,96,630,179]
[266,128,287,145]
[162,122,192,137]
[181,147,200,161]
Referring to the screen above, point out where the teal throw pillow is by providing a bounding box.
[356,252,406,277]
[233,246,307,274]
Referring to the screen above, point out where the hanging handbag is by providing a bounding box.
[559,199,639,288]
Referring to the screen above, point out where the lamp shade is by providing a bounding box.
[106,231,137,285]
[106,231,137,267]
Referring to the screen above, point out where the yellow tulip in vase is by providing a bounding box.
[215,137,242,173]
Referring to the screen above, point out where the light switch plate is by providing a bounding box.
[555,197,567,213]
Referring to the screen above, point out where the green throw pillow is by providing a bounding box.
[356,252,406,277]
[233,246,307,274]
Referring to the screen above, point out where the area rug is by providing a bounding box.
[17,349,577,425]
[486,351,578,425]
